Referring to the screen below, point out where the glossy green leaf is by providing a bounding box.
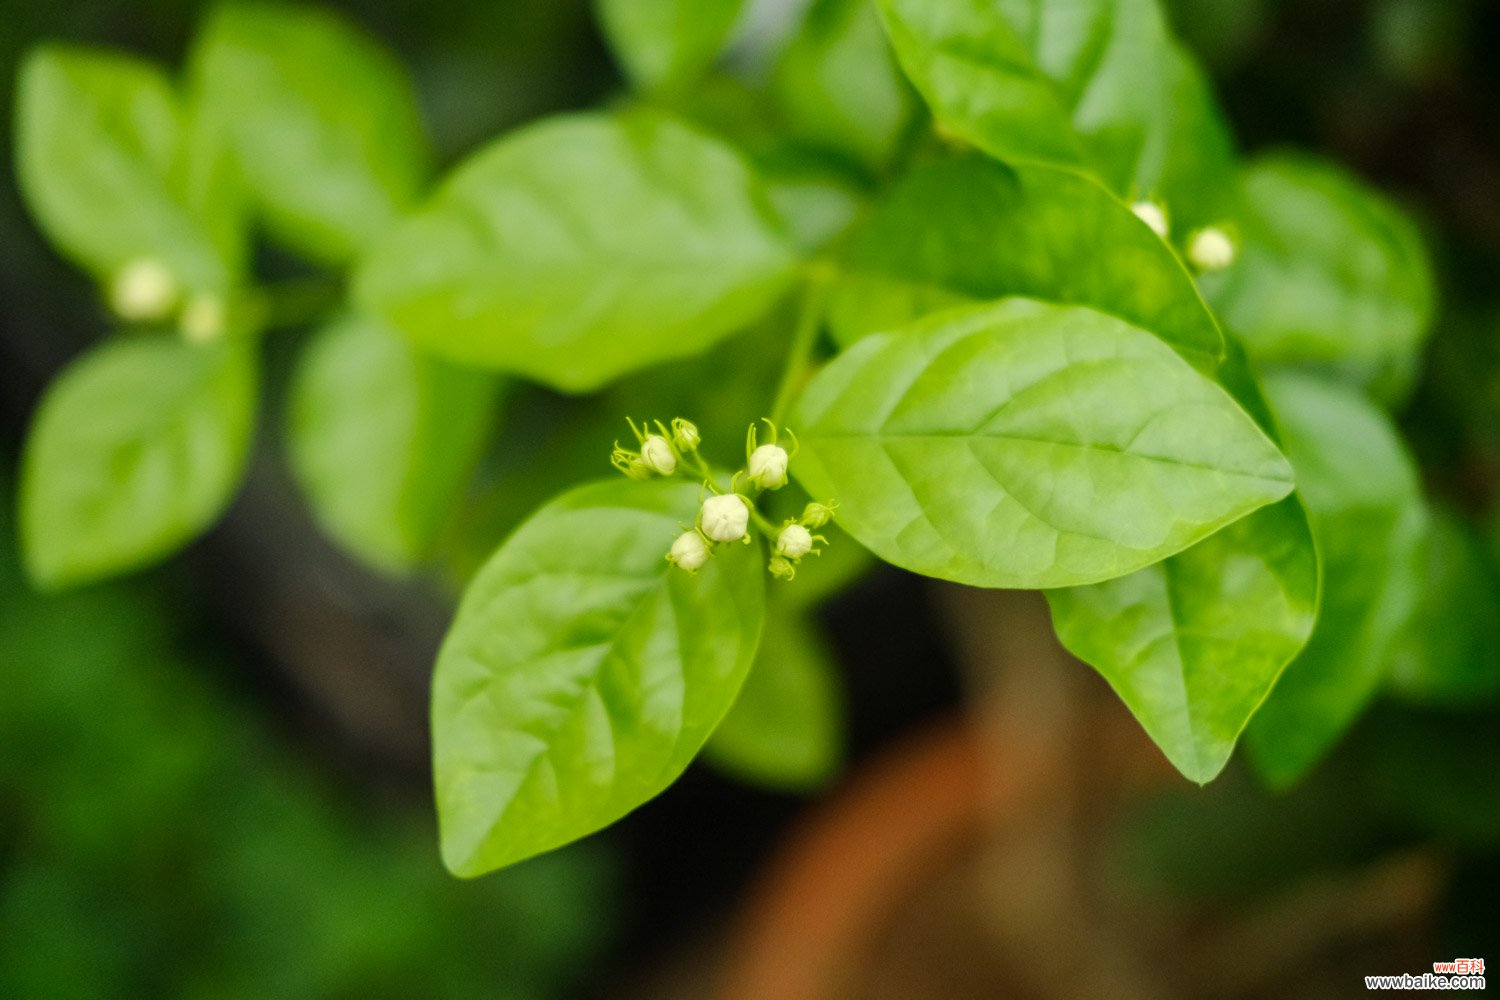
[287,314,498,574]
[826,156,1223,368]
[704,608,843,790]
[595,0,744,92]
[15,46,231,291]
[433,479,765,875]
[1245,373,1427,789]
[771,0,918,171]
[19,337,258,590]
[190,2,429,264]
[791,299,1294,588]
[874,0,1235,211]
[356,109,799,393]
[1387,510,1500,707]
[1198,154,1435,398]
[1048,497,1318,783]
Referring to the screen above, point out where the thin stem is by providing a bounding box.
[247,276,344,332]
[769,266,832,428]
[748,505,781,538]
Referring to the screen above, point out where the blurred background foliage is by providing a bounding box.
[2,0,1499,996]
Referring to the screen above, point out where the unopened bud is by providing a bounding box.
[1187,226,1236,272]
[640,434,677,475]
[1131,200,1169,239]
[670,418,700,453]
[747,443,789,490]
[700,493,750,543]
[800,501,837,528]
[611,445,651,480]
[776,523,814,559]
[768,555,797,581]
[180,292,226,344]
[109,257,178,321]
[667,530,710,573]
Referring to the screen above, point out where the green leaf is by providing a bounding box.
[1245,373,1427,789]
[19,336,258,590]
[595,0,745,93]
[874,0,1234,210]
[771,0,919,171]
[704,608,843,790]
[189,2,430,264]
[791,299,1294,588]
[287,314,498,574]
[827,156,1223,368]
[1387,510,1500,707]
[432,479,765,876]
[15,46,232,291]
[1198,154,1436,399]
[1047,496,1318,783]
[356,109,798,393]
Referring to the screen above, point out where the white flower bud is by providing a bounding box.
[109,258,178,321]
[1131,200,1169,239]
[1187,227,1236,272]
[747,443,789,490]
[667,531,710,573]
[180,292,226,344]
[640,434,677,475]
[671,418,700,452]
[776,523,813,559]
[701,493,750,542]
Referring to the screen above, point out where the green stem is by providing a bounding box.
[247,276,344,332]
[748,505,781,538]
[768,267,832,428]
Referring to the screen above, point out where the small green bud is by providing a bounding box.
[180,292,226,344]
[768,555,797,581]
[800,501,837,528]
[611,444,651,480]
[670,418,700,453]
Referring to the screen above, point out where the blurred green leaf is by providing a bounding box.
[1198,154,1436,401]
[827,156,1223,368]
[357,109,799,393]
[705,605,844,790]
[1246,373,1427,789]
[287,313,498,574]
[874,0,1235,211]
[792,299,1293,588]
[16,45,235,292]
[19,336,258,590]
[1387,509,1500,707]
[594,0,744,93]
[189,2,430,265]
[432,479,765,876]
[1049,497,1318,783]
[771,0,918,172]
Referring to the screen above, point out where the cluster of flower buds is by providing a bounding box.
[1127,201,1239,273]
[767,501,837,581]
[611,417,699,480]
[611,415,836,581]
[108,256,229,343]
